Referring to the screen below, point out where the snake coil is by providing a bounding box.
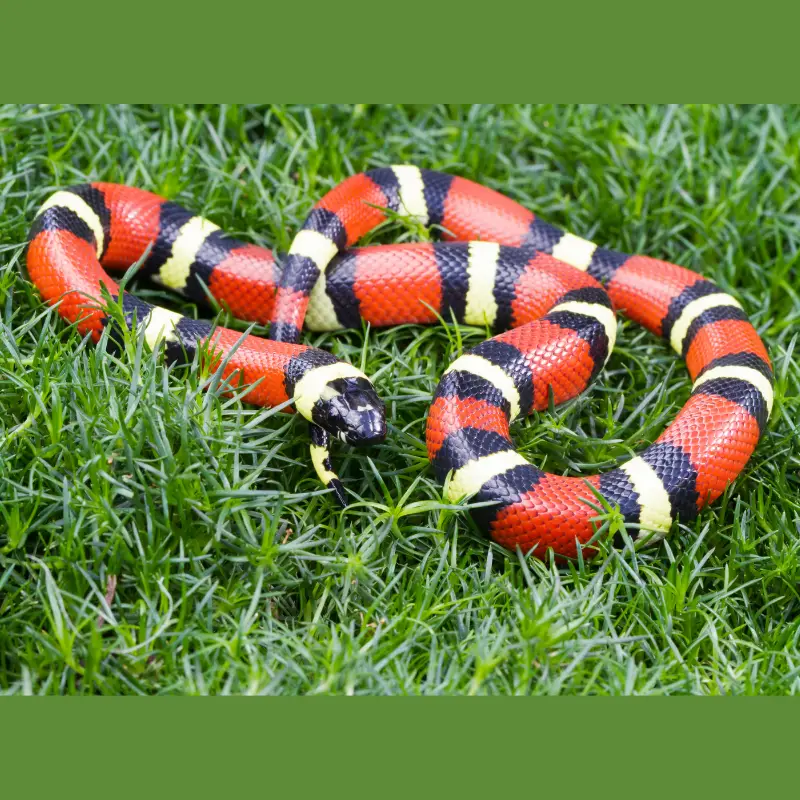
[26,167,772,559]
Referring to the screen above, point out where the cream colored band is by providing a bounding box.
[669,293,742,354]
[143,306,183,349]
[464,242,501,327]
[310,444,337,485]
[446,450,529,502]
[551,233,598,271]
[445,354,521,420]
[391,165,429,225]
[549,300,618,356]
[38,191,105,258]
[156,216,220,291]
[693,365,774,417]
[289,229,340,271]
[305,268,342,331]
[293,362,366,420]
[620,457,673,534]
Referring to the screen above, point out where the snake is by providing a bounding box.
[25,167,773,559]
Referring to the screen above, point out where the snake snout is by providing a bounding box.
[315,377,386,446]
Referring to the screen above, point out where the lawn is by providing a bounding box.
[0,103,798,695]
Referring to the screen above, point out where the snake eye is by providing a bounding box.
[313,377,386,446]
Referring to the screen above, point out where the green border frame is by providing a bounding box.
[5,4,800,96]
[2,698,796,790]
[4,0,800,777]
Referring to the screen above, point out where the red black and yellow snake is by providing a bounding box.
[26,168,773,559]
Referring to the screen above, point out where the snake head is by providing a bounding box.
[293,360,386,446]
[313,376,386,445]
[292,361,385,507]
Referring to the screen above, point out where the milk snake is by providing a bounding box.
[26,167,773,559]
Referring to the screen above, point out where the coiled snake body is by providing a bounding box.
[26,168,773,559]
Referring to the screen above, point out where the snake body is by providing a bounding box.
[26,168,773,559]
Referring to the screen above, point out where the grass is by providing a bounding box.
[0,103,798,695]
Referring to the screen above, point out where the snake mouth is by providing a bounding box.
[313,377,387,446]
